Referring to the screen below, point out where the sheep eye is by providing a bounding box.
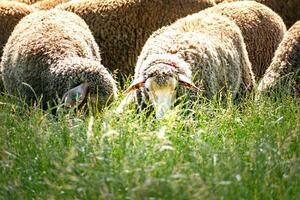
[145,87,150,92]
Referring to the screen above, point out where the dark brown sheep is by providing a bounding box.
[256,0,300,28]
[57,0,215,80]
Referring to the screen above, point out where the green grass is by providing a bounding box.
[0,89,299,199]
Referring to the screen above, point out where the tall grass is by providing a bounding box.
[0,88,299,199]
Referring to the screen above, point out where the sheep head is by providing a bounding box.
[124,62,200,118]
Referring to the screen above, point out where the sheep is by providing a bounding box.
[118,11,255,118]
[202,1,287,81]
[56,0,216,80]
[32,0,69,10]
[0,0,34,91]
[257,21,300,97]
[256,0,300,28]
[1,9,117,110]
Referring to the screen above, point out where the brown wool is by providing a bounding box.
[204,1,286,81]
[56,0,216,80]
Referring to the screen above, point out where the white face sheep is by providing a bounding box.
[257,21,300,97]
[56,0,216,81]
[118,12,255,118]
[0,9,117,110]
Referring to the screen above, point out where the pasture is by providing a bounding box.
[0,86,299,199]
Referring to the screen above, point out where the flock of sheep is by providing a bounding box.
[0,0,299,118]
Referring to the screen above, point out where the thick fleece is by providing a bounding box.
[257,21,300,96]
[32,0,69,10]
[0,0,34,91]
[0,1,34,59]
[14,0,41,5]
[256,0,300,28]
[57,0,215,79]
[203,1,286,81]
[1,9,117,108]
[135,12,255,102]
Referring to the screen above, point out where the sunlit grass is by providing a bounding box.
[0,85,299,199]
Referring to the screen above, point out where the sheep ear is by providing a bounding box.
[178,74,200,92]
[124,77,145,94]
[62,82,89,108]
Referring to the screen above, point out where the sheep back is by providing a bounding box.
[256,0,300,28]
[203,1,286,81]
[1,9,117,108]
[32,0,69,10]
[257,21,300,96]
[57,0,215,80]
[13,0,41,5]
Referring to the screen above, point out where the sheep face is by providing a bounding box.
[144,75,178,119]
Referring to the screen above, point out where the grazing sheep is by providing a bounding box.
[257,21,300,97]
[1,9,117,109]
[203,1,286,81]
[32,0,69,10]
[57,0,216,79]
[256,0,300,28]
[118,12,255,118]
[0,0,34,91]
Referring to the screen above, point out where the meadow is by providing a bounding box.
[0,86,299,199]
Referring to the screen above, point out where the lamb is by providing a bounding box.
[257,21,300,97]
[1,9,117,110]
[32,0,69,10]
[256,0,300,28]
[0,0,34,91]
[118,11,255,118]
[56,0,216,80]
[202,1,286,81]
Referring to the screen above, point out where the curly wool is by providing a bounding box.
[256,0,300,28]
[32,0,69,10]
[56,0,215,79]
[0,0,34,91]
[203,1,286,81]
[13,0,41,5]
[135,12,255,100]
[1,9,117,108]
[257,21,300,96]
